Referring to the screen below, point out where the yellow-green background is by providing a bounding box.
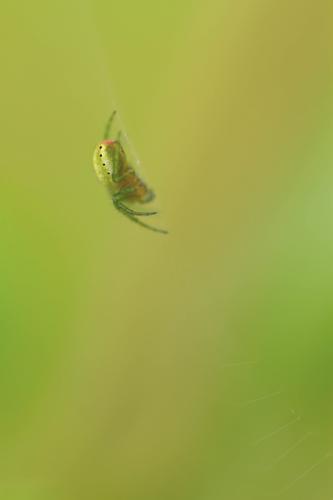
[1,1,333,498]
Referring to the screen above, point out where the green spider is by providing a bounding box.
[93,111,168,234]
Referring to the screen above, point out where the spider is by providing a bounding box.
[93,111,168,235]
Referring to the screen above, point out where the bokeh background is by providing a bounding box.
[1,0,333,498]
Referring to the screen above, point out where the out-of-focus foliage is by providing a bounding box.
[0,1,333,498]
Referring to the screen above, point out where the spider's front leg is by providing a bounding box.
[103,110,117,140]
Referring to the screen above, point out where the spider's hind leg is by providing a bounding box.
[114,199,157,217]
[113,201,168,235]
[112,188,157,216]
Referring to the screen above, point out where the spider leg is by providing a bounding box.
[115,200,157,217]
[112,189,158,216]
[103,110,117,139]
[113,202,168,235]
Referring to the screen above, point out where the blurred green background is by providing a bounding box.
[1,0,333,498]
